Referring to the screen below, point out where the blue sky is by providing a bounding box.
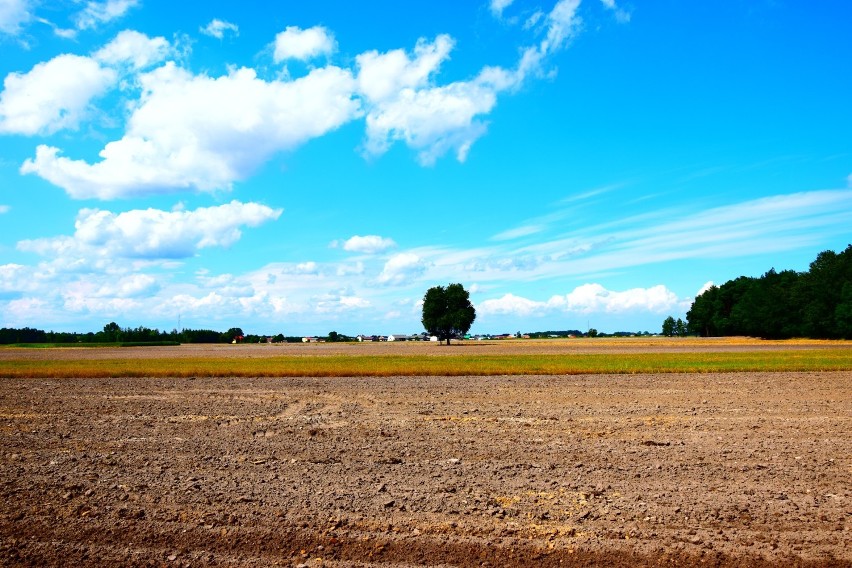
[0,0,850,336]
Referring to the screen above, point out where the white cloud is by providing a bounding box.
[544,0,583,52]
[12,3,610,196]
[21,63,361,199]
[355,0,592,166]
[315,291,370,313]
[363,79,495,165]
[292,262,319,275]
[477,293,548,317]
[93,30,172,69]
[491,224,543,241]
[273,26,336,62]
[0,0,31,35]
[696,281,715,296]
[53,27,78,39]
[600,0,631,23]
[75,0,139,31]
[509,0,583,85]
[336,261,365,276]
[201,19,238,39]
[358,35,510,165]
[342,234,397,254]
[18,200,282,260]
[479,284,684,318]
[555,283,682,314]
[490,0,516,18]
[357,35,454,103]
[0,54,116,135]
[0,263,27,292]
[376,252,428,285]
[0,204,9,214]
[94,273,159,298]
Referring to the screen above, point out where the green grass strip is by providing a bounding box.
[1,349,851,378]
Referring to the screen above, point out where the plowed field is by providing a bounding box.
[1,341,850,566]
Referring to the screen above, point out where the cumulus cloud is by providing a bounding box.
[9,1,618,199]
[0,0,31,35]
[273,26,336,62]
[357,0,590,165]
[477,293,548,317]
[314,291,370,313]
[555,283,682,314]
[94,273,159,298]
[21,63,361,199]
[74,0,139,31]
[18,200,282,260]
[376,252,428,285]
[358,34,507,164]
[93,30,172,69]
[201,19,238,39]
[342,235,397,254]
[0,263,27,292]
[0,54,116,135]
[478,284,684,318]
[357,35,454,104]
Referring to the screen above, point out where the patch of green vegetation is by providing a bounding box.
[1,349,850,378]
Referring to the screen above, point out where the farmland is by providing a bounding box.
[1,339,850,566]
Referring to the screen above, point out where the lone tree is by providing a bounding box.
[421,283,476,345]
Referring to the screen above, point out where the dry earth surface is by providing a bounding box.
[0,337,847,361]
[1,341,850,567]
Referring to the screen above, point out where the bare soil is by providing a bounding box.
[1,344,850,566]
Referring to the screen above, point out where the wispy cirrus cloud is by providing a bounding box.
[74,0,139,31]
[490,0,516,18]
[600,0,631,23]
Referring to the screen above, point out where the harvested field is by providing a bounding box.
[1,337,848,360]
[1,341,850,566]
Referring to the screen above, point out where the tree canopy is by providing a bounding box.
[421,283,476,345]
[686,245,852,339]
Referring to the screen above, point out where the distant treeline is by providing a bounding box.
[0,323,303,345]
[686,245,852,339]
[524,330,653,338]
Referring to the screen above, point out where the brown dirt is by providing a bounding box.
[1,345,850,566]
